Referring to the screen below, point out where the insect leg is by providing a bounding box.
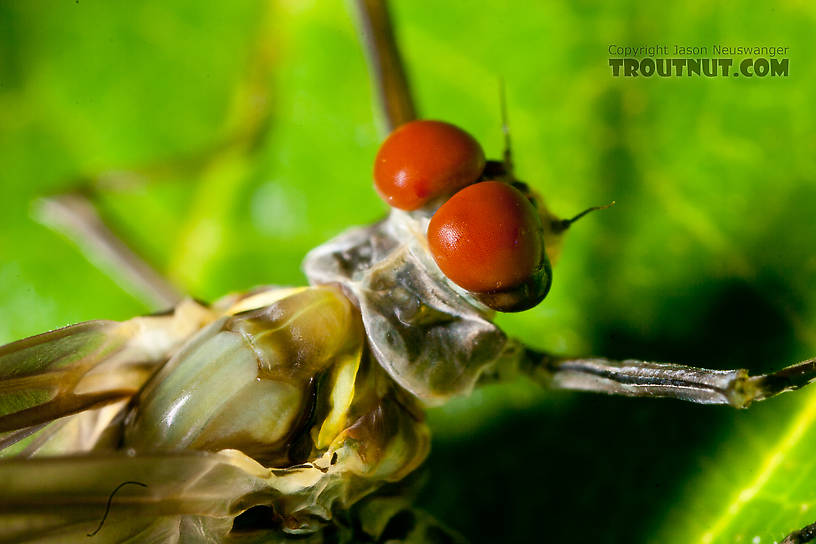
[354,0,417,131]
[36,193,183,309]
[31,133,246,310]
[33,107,271,310]
[518,347,816,408]
[33,2,279,310]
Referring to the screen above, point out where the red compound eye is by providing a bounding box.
[428,181,543,293]
[374,120,485,210]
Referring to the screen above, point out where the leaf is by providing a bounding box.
[655,387,816,544]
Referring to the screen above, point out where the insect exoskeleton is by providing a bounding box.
[122,286,431,525]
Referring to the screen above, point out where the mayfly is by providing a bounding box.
[1,2,814,543]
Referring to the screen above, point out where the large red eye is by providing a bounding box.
[374,120,485,210]
[428,181,543,293]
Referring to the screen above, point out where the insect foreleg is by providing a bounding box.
[515,347,816,408]
[36,193,183,309]
[354,0,416,132]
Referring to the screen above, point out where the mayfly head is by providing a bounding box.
[302,118,608,402]
[370,119,612,312]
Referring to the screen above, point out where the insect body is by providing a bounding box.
[2,118,816,542]
[2,3,815,543]
[0,286,431,541]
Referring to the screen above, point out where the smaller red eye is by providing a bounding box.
[428,181,543,293]
[373,120,485,210]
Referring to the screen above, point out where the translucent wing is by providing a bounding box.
[0,299,215,457]
[0,448,271,543]
[0,287,432,543]
[0,450,453,544]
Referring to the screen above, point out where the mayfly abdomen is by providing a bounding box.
[124,287,364,462]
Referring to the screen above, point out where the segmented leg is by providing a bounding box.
[33,1,278,310]
[519,348,816,408]
[36,193,183,309]
[354,0,417,131]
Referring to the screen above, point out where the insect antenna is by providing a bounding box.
[552,201,616,233]
[499,77,514,178]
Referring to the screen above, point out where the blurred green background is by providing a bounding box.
[1,1,815,542]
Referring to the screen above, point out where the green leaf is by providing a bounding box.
[655,387,816,544]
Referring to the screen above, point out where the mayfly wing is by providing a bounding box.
[0,449,270,543]
[0,299,215,457]
[0,285,432,542]
[0,449,447,544]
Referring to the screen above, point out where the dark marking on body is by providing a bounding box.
[231,505,280,533]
